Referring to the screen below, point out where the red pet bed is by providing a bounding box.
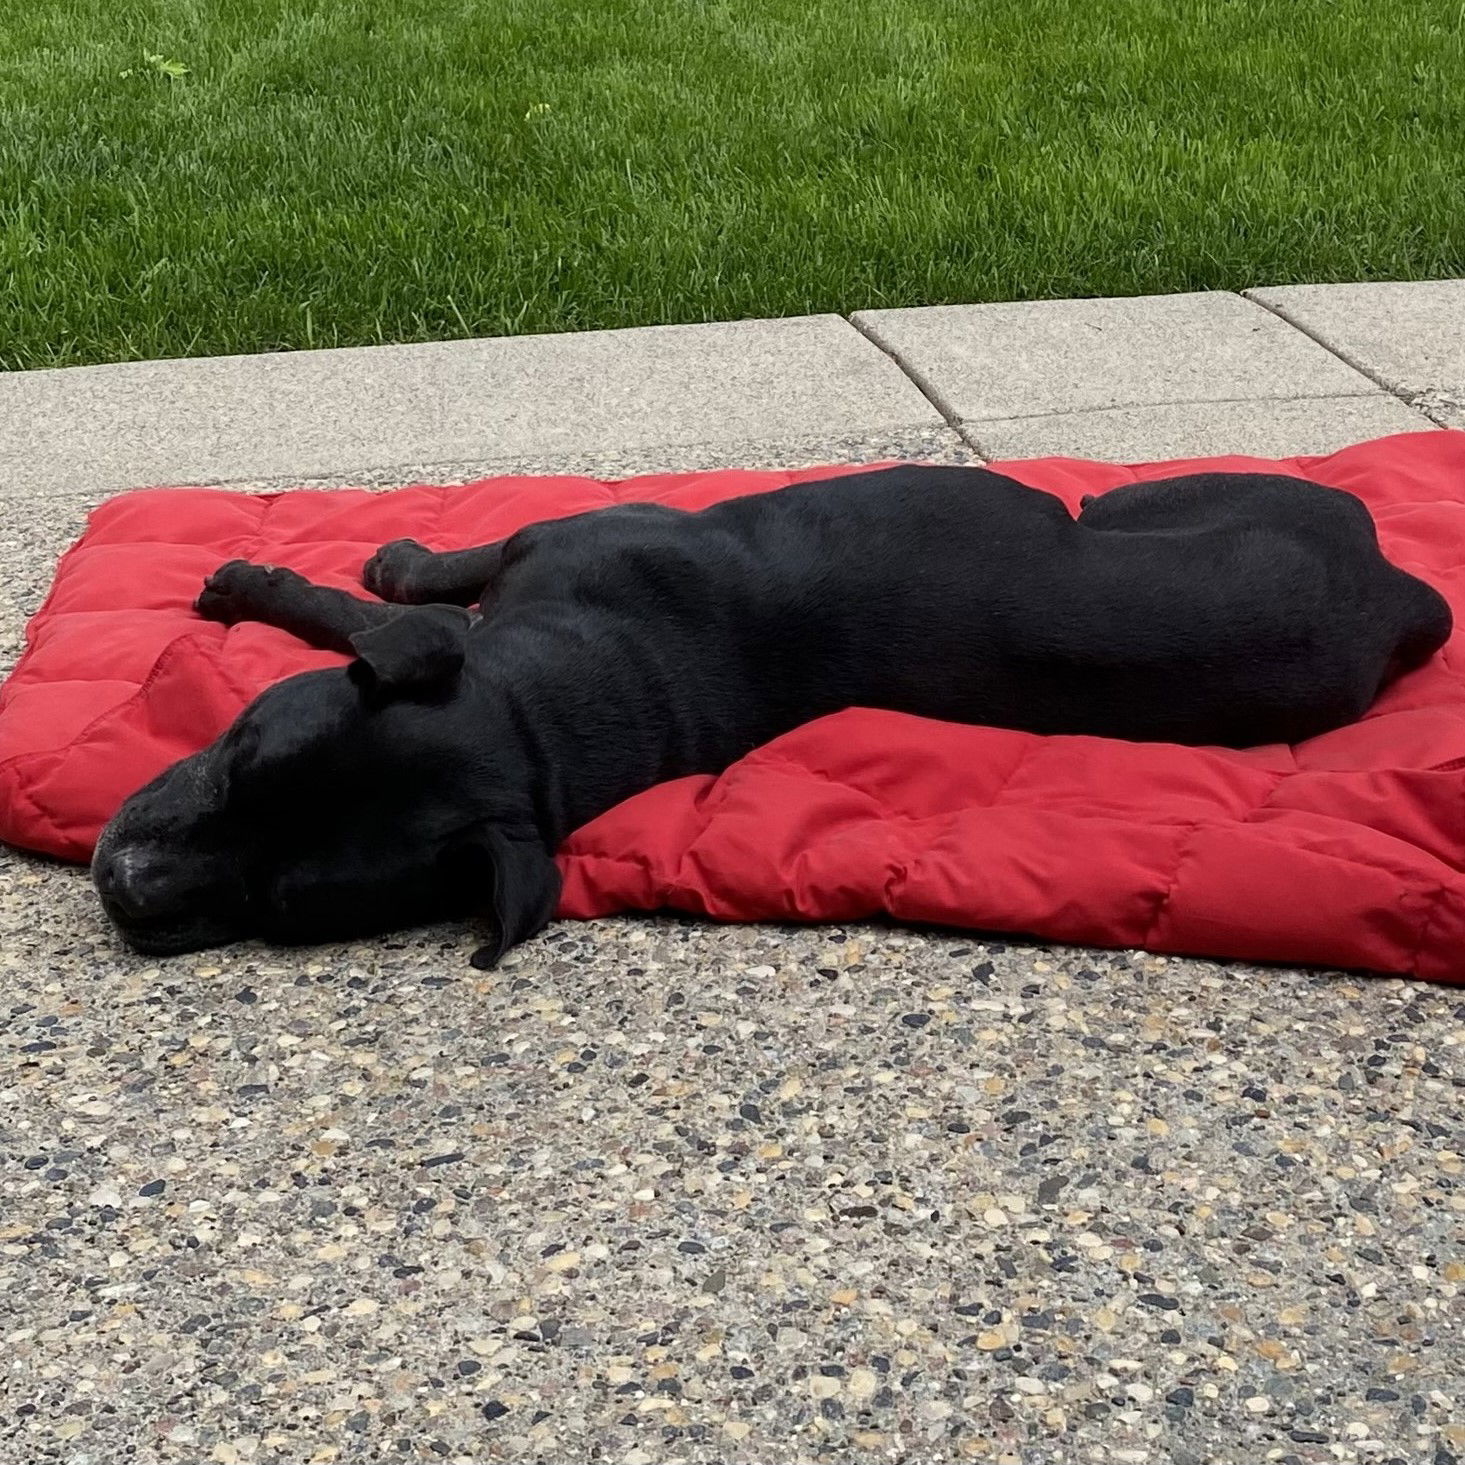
[4,432,1465,980]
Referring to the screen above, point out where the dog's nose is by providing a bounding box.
[94,846,170,922]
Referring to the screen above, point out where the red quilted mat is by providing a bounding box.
[4,432,1465,979]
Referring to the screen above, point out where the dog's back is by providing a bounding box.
[487,463,1450,753]
[694,466,1452,747]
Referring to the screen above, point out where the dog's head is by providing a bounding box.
[91,606,560,967]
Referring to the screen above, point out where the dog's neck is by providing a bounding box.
[469,610,774,846]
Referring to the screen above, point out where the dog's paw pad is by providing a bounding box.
[364,539,435,603]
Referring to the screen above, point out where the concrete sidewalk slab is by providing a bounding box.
[1248,279,1465,426]
[853,291,1379,426]
[0,315,943,498]
[966,394,1435,463]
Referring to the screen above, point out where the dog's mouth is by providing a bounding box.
[97,892,242,956]
[93,834,244,956]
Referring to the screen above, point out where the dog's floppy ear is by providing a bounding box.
[348,605,474,700]
[449,825,562,970]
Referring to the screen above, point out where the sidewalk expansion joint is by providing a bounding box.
[845,314,969,440]
[1244,290,1449,425]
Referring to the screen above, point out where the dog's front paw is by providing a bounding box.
[195,560,303,623]
[363,539,436,603]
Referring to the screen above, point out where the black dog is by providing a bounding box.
[91,465,1451,964]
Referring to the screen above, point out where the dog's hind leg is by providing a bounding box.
[195,560,409,654]
[362,540,505,606]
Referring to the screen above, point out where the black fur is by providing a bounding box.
[91,465,1451,962]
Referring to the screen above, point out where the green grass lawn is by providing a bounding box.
[3,0,1464,370]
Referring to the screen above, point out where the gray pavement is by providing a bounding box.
[3,286,1465,1465]
[955,397,1430,464]
[853,290,1439,459]
[1,285,1454,501]
[1248,281,1465,430]
[0,317,943,499]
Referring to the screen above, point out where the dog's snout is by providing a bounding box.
[94,846,171,922]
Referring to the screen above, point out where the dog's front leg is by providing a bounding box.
[195,561,406,654]
[362,540,506,607]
